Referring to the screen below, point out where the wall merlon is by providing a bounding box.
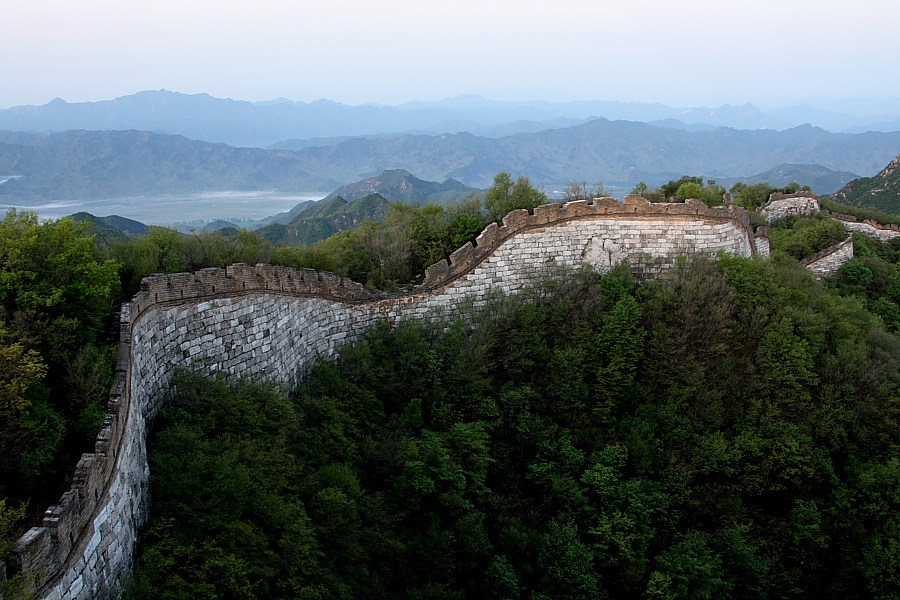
[532,202,560,224]
[560,200,593,218]
[422,260,449,286]
[94,419,113,455]
[449,242,477,269]
[475,222,500,247]
[71,456,95,489]
[501,208,531,230]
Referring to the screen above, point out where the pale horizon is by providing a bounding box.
[3,0,899,113]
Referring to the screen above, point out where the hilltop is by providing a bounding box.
[257,169,482,245]
[69,212,149,238]
[725,163,858,194]
[257,193,392,246]
[832,154,900,212]
[322,169,480,206]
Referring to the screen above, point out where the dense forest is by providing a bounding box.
[3,174,900,599]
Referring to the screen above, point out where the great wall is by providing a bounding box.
[3,192,893,599]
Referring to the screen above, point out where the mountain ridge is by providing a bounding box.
[832,154,900,212]
[322,169,480,205]
[3,90,900,148]
[2,122,898,202]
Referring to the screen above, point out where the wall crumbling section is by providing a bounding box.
[759,191,821,222]
[8,197,764,600]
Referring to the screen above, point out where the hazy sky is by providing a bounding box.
[2,0,898,110]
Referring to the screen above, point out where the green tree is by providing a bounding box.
[660,176,702,199]
[0,334,46,415]
[730,182,773,211]
[484,172,549,222]
[563,181,608,202]
[630,181,649,196]
[593,295,646,419]
[536,522,602,600]
[0,210,119,347]
[675,182,704,201]
[754,316,817,411]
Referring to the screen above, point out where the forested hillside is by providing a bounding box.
[833,154,900,213]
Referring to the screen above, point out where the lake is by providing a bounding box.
[0,191,324,226]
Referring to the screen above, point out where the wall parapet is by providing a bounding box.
[133,264,378,318]
[823,210,900,242]
[802,237,855,279]
[11,307,136,599]
[420,196,753,290]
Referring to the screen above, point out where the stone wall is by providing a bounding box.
[421,196,760,287]
[759,191,821,223]
[824,211,900,242]
[754,227,771,259]
[803,237,855,279]
[8,197,763,600]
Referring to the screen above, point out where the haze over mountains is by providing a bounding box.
[1,90,899,219]
[0,123,891,202]
[3,91,900,148]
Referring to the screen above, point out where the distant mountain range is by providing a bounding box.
[2,91,900,149]
[0,129,340,198]
[3,121,899,201]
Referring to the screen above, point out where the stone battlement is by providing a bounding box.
[134,263,377,317]
[823,210,900,242]
[8,197,768,600]
[421,195,756,288]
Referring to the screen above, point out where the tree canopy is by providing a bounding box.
[484,172,549,222]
